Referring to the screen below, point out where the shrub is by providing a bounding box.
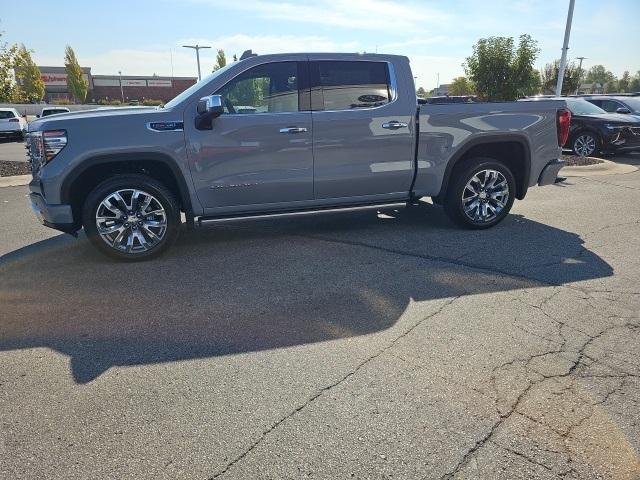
[142,98,164,106]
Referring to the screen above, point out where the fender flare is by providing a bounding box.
[60,151,195,218]
[436,133,532,200]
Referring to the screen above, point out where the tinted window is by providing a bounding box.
[0,111,16,119]
[314,61,390,111]
[599,100,623,113]
[565,99,606,115]
[217,62,299,114]
[42,109,68,117]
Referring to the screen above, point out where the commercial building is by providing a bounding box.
[36,66,197,103]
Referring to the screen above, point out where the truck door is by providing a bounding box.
[185,61,313,211]
[310,60,415,200]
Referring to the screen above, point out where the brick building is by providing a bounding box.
[36,66,197,103]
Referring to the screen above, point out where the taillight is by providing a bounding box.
[9,118,19,123]
[557,109,571,147]
[42,130,67,162]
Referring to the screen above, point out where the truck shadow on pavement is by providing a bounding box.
[0,202,613,383]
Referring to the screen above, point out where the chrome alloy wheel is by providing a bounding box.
[95,189,167,253]
[461,169,509,223]
[574,134,596,157]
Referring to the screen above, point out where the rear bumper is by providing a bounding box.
[29,181,77,234]
[538,159,565,186]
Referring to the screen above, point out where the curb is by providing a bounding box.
[562,159,638,177]
[0,174,31,188]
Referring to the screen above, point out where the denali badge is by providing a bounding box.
[146,121,184,132]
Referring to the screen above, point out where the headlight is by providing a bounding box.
[29,130,67,165]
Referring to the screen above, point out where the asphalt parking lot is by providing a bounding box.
[1,145,639,479]
[0,138,28,163]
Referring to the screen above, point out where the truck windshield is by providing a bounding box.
[566,98,607,115]
[164,63,235,109]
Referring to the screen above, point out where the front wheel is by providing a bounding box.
[572,132,599,157]
[444,158,516,229]
[82,175,180,261]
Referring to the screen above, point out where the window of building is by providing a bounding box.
[217,62,299,114]
[313,61,391,111]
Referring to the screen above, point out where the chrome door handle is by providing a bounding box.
[382,121,408,130]
[279,127,308,134]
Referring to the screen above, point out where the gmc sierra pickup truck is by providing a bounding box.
[27,52,569,261]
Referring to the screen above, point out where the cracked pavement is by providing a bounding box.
[1,161,639,479]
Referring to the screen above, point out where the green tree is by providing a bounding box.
[630,71,640,92]
[540,59,581,95]
[64,46,87,103]
[213,49,226,72]
[584,65,616,85]
[416,86,427,97]
[618,71,631,92]
[13,44,44,102]
[0,31,19,102]
[232,54,238,62]
[448,76,475,95]
[464,34,540,101]
[604,80,619,93]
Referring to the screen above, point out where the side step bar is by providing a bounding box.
[198,202,408,226]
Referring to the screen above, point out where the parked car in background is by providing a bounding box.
[0,108,27,141]
[38,107,71,118]
[583,95,640,120]
[521,96,640,156]
[425,95,476,104]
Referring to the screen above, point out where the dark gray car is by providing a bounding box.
[28,52,568,260]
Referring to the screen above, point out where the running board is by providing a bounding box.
[198,202,408,226]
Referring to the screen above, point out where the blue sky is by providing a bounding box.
[2,0,638,89]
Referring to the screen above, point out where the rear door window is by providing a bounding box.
[311,61,391,111]
[0,111,16,119]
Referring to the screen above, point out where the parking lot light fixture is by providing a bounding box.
[182,44,212,81]
[118,71,124,103]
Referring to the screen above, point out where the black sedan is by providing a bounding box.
[522,97,640,156]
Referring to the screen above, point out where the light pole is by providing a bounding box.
[118,70,124,103]
[575,56,587,94]
[182,44,212,81]
[555,0,576,96]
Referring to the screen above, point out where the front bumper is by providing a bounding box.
[538,159,565,186]
[29,181,77,234]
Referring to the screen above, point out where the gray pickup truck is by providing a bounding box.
[28,52,569,260]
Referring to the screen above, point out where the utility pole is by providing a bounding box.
[182,44,211,81]
[118,70,124,103]
[555,0,576,96]
[575,56,587,94]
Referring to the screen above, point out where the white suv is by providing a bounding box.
[0,108,27,141]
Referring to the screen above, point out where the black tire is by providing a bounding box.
[571,131,600,157]
[444,157,516,229]
[82,174,180,261]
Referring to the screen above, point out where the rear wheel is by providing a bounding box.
[444,157,515,229]
[82,175,180,261]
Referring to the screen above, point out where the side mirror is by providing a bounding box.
[195,95,224,130]
[36,114,40,118]
[616,107,631,114]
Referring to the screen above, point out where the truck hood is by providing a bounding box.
[28,106,159,131]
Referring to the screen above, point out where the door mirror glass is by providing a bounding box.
[616,107,631,114]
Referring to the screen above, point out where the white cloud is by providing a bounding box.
[187,0,450,31]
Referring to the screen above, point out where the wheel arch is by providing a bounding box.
[436,135,532,201]
[61,152,194,228]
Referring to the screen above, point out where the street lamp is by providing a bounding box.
[182,44,212,81]
[575,56,587,94]
[118,70,124,103]
[555,0,576,96]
